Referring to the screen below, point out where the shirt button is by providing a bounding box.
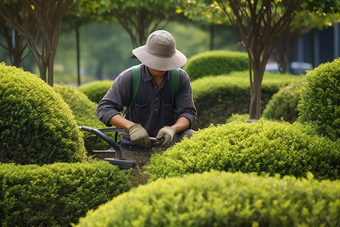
[155,109,158,111]
[156,97,159,100]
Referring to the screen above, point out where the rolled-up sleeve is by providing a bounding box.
[175,70,197,128]
[96,69,132,127]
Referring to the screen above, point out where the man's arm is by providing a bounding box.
[170,116,190,133]
[109,114,135,131]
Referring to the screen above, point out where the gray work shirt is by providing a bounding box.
[96,64,197,137]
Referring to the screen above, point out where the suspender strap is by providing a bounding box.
[170,68,180,103]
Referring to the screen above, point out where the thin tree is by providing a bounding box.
[0,0,80,86]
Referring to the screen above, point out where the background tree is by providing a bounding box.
[273,6,340,73]
[213,0,339,120]
[0,3,30,67]
[0,0,80,86]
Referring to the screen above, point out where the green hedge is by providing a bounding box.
[191,71,300,129]
[147,119,340,181]
[262,77,304,123]
[183,50,249,81]
[0,161,132,227]
[76,171,340,227]
[297,58,340,142]
[54,83,105,129]
[0,62,86,165]
[77,80,113,103]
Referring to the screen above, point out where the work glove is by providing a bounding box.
[156,126,176,148]
[128,123,150,148]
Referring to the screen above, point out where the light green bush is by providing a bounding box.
[147,119,340,181]
[183,50,248,81]
[297,58,340,141]
[77,80,113,103]
[262,77,304,123]
[0,62,86,165]
[0,161,132,227]
[192,71,300,129]
[76,171,340,227]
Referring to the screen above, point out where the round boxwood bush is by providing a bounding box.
[77,80,113,103]
[297,58,340,142]
[262,77,304,123]
[0,62,87,165]
[76,170,340,227]
[54,83,104,129]
[183,50,249,81]
[147,119,340,181]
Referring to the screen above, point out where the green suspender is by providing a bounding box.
[129,65,180,109]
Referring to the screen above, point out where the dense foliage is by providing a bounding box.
[0,161,132,227]
[147,119,340,181]
[183,50,249,81]
[191,71,300,129]
[262,77,304,123]
[297,58,340,141]
[76,170,340,227]
[77,80,114,103]
[0,63,86,165]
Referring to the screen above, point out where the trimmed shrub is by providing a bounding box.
[192,71,300,129]
[262,77,305,123]
[76,171,340,227]
[53,83,105,129]
[0,62,86,165]
[183,50,248,81]
[77,80,113,103]
[226,113,250,123]
[147,119,340,181]
[297,58,340,141]
[0,161,132,227]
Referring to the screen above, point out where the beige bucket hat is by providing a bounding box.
[132,30,187,71]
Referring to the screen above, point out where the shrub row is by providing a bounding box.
[146,119,340,181]
[191,71,300,129]
[77,80,113,103]
[0,63,86,165]
[0,161,132,227]
[76,170,340,227]
[183,50,249,81]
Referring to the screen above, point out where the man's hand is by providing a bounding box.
[156,126,176,148]
[128,123,150,148]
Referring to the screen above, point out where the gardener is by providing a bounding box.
[96,30,197,149]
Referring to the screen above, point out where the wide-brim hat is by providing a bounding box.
[132,30,187,71]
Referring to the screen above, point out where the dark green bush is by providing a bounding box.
[54,83,105,129]
[192,71,300,129]
[183,50,249,81]
[54,83,120,153]
[0,161,132,227]
[76,170,340,227]
[297,58,340,141]
[77,80,113,103]
[0,62,86,165]
[262,77,305,123]
[147,119,340,181]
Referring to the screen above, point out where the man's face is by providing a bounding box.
[148,67,166,77]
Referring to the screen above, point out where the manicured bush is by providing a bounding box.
[147,119,340,181]
[77,80,113,103]
[0,161,132,227]
[76,170,340,227]
[54,83,105,129]
[183,50,249,81]
[191,71,300,129]
[262,77,304,123]
[297,58,340,142]
[0,63,86,165]
[226,113,250,123]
